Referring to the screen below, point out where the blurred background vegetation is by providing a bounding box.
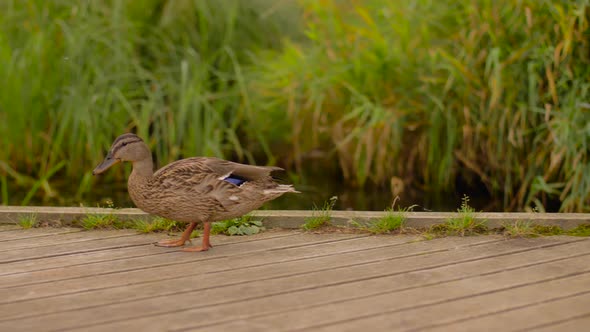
[0,0,589,212]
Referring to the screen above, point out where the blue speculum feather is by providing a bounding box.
[224,176,246,186]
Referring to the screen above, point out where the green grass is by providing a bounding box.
[212,214,265,236]
[302,196,337,231]
[369,211,406,234]
[79,214,203,238]
[350,198,415,234]
[249,0,590,212]
[501,222,590,238]
[2,0,590,212]
[436,196,487,236]
[502,220,538,238]
[78,214,128,230]
[567,224,590,237]
[133,217,182,233]
[0,0,301,205]
[17,214,37,229]
[532,225,564,236]
[75,212,261,237]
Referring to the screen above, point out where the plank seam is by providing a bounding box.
[0,233,141,253]
[0,242,154,264]
[516,311,590,332]
[22,242,588,330]
[172,249,590,331]
[407,289,590,331]
[0,230,82,242]
[0,232,301,275]
[289,270,590,332]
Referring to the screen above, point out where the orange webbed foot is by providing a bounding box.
[181,245,211,252]
[154,238,189,247]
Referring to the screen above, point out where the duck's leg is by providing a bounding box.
[155,222,197,247]
[182,222,212,252]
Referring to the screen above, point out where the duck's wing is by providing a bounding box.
[152,157,288,211]
[200,157,284,181]
[155,157,283,180]
[151,158,242,212]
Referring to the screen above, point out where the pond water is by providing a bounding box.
[8,176,491,212]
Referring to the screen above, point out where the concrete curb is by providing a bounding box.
[0,206,589,230]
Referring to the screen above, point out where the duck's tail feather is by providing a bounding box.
[263,184,300,195]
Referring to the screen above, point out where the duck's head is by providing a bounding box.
[92,133,151,175]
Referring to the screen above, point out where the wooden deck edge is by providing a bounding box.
[0,206,589,230]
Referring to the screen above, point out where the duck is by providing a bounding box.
[92,133,298,252]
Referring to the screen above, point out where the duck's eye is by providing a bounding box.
[122,142,128,147]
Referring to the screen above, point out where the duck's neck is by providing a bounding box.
[131,157,154,178]
[128,157,155,213]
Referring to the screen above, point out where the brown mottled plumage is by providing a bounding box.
[93,133,298,252]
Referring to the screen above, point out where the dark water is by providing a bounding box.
[9,176,491,212]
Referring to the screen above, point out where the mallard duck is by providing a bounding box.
[92,133,298,252]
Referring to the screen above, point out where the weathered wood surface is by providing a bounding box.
[0,226,588,332]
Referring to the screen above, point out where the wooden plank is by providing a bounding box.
[0,225,22,232]
[0,232,368,302]
[0,232,370,288]
[0,229,136,251]
[0,228,81,241]
[0,235,495,323]
[529,313,590,332]
[0,230,300,275]
[305,273,590,331]
[0,244,172,276]
[0,233,154,264]
[0,237,578,331]
[0,229,303,265]
[423,292,590,332]
[220,257,590,332]
[162,239,590,332]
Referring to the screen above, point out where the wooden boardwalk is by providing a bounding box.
[0,226,589,331]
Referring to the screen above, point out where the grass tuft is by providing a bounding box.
[350,197,415,234]
[502,220,538,238]
[302,196,337,231]
[369,211,406,234]
[438,195,488,236]
[78,214,134,230]
[17,214,38,229]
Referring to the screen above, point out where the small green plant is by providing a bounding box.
[370,211,406,234]
[532,225,563,236]
[423,224,448,238]
[567,224,590,237]
[132,217,201,238]
[441,195,487,236]
[502,220,538,238]
[78,214,131,230]
[134,217,181,233]
[302,196,337,231]
[420,232,437,241]
[18,214,37,229]
[368,198,417,234]
[212,214,265,236]
[350,197,415,234]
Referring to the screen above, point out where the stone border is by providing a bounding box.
[0,206,589,230]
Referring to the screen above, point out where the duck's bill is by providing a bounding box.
[92,156,120,175]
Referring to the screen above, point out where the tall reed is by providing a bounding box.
[248,0,590,212]
[0,0,300,204]
[2,0,590,212]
